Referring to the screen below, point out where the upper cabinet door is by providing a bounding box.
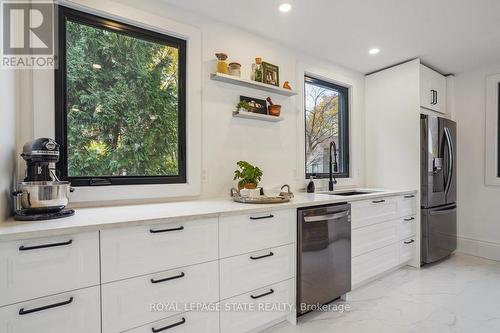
[420,65,447,114]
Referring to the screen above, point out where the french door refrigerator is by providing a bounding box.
[421,114,457,264]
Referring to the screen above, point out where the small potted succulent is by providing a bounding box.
[235,100,252,113]
[233,161,263,189]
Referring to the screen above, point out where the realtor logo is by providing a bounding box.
[1,1,55,68]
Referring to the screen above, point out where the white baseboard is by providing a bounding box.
[457,236,500,261]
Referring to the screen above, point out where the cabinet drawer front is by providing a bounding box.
[399,194,417,217]
[400,237,416,264]
[220,244,294,300]
[397,215,417,240]
[100,218,218,282]
[102,261,219,333]
[220,279,294,333]
[351,197,399,229]
[352,243,399,286]
[352,220,398,257]
[125,311,219,333]
[0,286,100,333]
[0,232,100,306]
[219,209,294,258]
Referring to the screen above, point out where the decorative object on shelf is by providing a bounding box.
[233,160,263,189]
[262,61,279,86]
[215,52,228,74]
[266,97,281,117]
[251,57,263,82]
[283,81,292,90]
[238,96,267,114]
[228,62,241,77]
[230,184,294,204]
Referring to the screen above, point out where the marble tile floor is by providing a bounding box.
[265,253,500,333]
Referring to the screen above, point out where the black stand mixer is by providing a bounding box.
[13,138,75,221]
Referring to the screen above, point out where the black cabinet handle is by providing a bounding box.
[250,289,274,299]
[250,214,274,220]
[404,217,415,222]
[372,199,386,204]
[151,272,185,284]
[19,239,72,251]
[250,252,274,260]
[404,195,415,199]
[435,90,438,105]
[150,226,184,234]
[151,317,186,332]
[404,239,415,244]
[19,297,73,315]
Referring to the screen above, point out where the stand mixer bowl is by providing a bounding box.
[13,181,73,213]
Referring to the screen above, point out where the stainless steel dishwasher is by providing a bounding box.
[297,203,351,316]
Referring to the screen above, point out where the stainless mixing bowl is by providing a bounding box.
[13,181,73,212]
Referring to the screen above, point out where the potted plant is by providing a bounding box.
[233,161,263,189]
[235,101,252,113]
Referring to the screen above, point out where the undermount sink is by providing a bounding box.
[322,190,379,196]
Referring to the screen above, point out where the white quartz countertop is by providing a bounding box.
[0,188,416,241]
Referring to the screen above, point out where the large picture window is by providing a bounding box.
[305,75,349,178]
[55,7,187,186]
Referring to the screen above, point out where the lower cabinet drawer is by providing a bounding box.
[397,215,417,240]
[102,261,219,333]
[0,232,100,306]
[220,244,295,299]
[0,286,100,333]
[399,194,417,217]
[220,279,294,333]
[124,311,219,333]
[352,243,399,286]
[400,237,416,264]
[351,197,399,229]
[352,220,398,257]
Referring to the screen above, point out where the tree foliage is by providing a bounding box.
[66,21,180,177]
[305,84,339,172]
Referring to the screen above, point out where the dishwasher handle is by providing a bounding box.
[303,210,349,223]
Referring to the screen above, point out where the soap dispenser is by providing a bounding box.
[306,176,315,193]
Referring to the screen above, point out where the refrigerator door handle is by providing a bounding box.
[444,127,454,195]
[429,204,457,215]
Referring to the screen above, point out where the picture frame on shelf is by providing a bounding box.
[239,96,268,115]
[262,62,279,87]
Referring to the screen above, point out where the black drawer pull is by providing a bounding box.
[250,252,274,260]
[19,239,72,251]
[404,239,415,244]
[19,297,73,315]
[151,272,185,284]
[152,317,186,332]
[250,288,274,299]
[150,226,184,233]
[250,214,274,220]
[404,195,415,199]
[372,199,386,204]
[404,217,415,222]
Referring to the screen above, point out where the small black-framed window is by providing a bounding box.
[304,75,349,179]
[55,6,187,186]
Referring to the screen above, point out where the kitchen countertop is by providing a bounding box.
[0,188,416,241]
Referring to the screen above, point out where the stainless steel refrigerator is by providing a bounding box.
[421,114,457,264]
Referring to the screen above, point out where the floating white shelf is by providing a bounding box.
[210,72,297,96]
[233,111,283,122]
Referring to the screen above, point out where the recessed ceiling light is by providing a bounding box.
[92,64,102,69]
[368,48,380,55]
[279,3,292,12]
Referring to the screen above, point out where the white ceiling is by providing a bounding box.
[161,0,500,74]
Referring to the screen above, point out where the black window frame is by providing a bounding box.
[497,83,500,177]
[304,75,350,179]
[55,6,187,186]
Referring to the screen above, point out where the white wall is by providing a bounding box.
[26,0,365,204]
[454,63,500,260]
[0,70,18,221]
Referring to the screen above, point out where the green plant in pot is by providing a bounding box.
[233,161,263,189]
[235,101,251,113]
